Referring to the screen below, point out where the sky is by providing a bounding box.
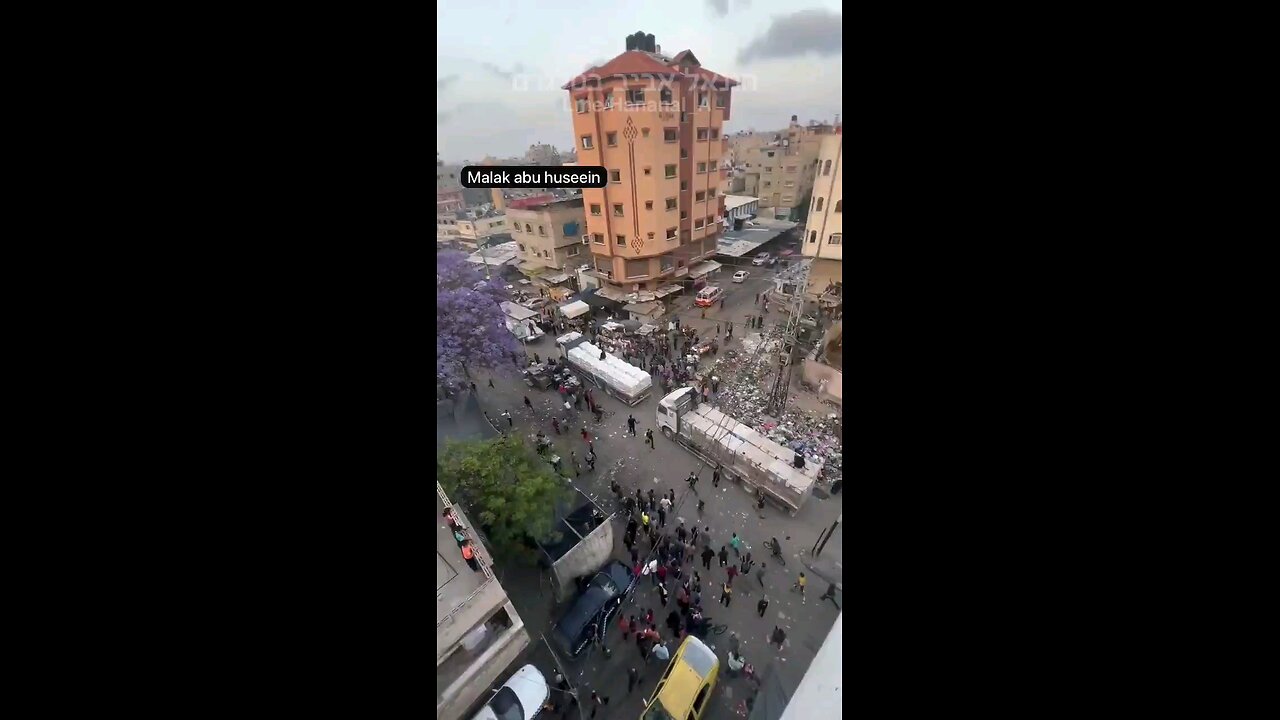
[436,0,843,163]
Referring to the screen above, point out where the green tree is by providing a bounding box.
[438,435,569,562]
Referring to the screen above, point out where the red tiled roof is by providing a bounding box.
[563,51,686,89]
[691,66,739,88]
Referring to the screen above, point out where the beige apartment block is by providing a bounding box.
[563,32,736,291]
[437,213,510,249]
[436,484,530,720]
[734,117,838,220]
[508,198,589,270]
[802,129,843,301]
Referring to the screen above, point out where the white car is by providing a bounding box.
[732,270,749,283]
[752,254,770,266]
[472,664,548,720]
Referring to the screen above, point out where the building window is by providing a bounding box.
[648,231,656,239]
[828,234,842,245]
[525,224,532,232]
[784,181,795,188]
[823,160,832,176]
[763,181,771,188]
[517,243,526,251]
[626,88,645,104]
[680,180,688,191]
[680,210,687,219]
[538,225,546,235]
[694,218,704,229]
[809,230,817,243]
[661,255,674,271]
[607,132,618,147]
[697,91,708,108]
[710,128,719,140]
[835,200,843,213]
[697,162,707,173]
[764,167,772,173]
[566,246,580,256]
[666,197,677,210]
[767,151,775,158]
[666,227,677,240]
[660,87,673,104]
[626,258,648,278]
[617,234,627,245]
[680,111,688,124]
[697,128,709,141]
[816,198,824,211]
[708,188,716,198]
[610,169,621,183]
[696,191,706,202]
[664,128,678,142]
[782,195,793,203]
[590,204,601,216]
[581,135,593,149]
[642,127,650,138]
[716,92,727,108]
[706,216,715,226]
[644,167,652,176]
[665,164,677,179]
[613,204,624,217]
[646,200,654,210]
[576,98,587,113]
[786,166,797,173]
[680,147,688,159]
[593,233,604,244]
[603,93,613,109]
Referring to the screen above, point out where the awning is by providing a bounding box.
[688,260,723,278]
[543,272,571,284]
[653,284,684,298]
[518,262,548,276]
[500,301,538,321]
[580,289,616,308]
[560,300,590,319]
[595,285,630,302]
[623,302,665,318]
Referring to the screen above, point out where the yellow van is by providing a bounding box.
[641,636,720,720]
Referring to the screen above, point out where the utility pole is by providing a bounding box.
[813,512,841,557]
[766,259,811,416]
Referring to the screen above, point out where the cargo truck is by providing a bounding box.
[655,387,821,515]
[556,332,653,406]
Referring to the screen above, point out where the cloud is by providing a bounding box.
[437,74,459,91]
[737,9,843,63]
[706,0,729,16]
[584,59,607,71]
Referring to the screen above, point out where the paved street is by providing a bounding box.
[444,264,842,720]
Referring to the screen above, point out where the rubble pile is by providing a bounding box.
[700,330,844,487]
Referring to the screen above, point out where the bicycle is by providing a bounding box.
[762,539,787,567]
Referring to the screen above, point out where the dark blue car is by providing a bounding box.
[551,560,636,657]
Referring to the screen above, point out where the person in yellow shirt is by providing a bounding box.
[792,572,807,604]
[641,511,651,529]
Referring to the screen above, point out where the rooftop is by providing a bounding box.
[437,491,489,626]
[724,195,758,213]
[716,217,799,257]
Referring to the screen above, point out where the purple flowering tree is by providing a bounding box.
[437,250,520,390]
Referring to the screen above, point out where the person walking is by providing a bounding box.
[712,466,721,487]
[571,451,581,477]
[552,417,561,435]
[646,428,654,449]
[524,396,533,410]
[718,546,728,568]
[676,522,687,543]
[657,505,667,528]
[589,691,609,718]
[757,562,767,587]
[657,563,668,587]
[757,596,769,617]
[792,572,807,603]
[701,546,715,570]
[641,510,651,531]
[820,582,839,608]
[740,552,755,576]
[730,532,742,557]
[502,410,512,427]
[488,378,494,388]
[658,582,669,607]
[719,582,732,607]
[470,380,477,394]
[686,471,699,494]
[627,414,637,435]
[770,626,786,650]
[726,563,738,586]
[628,667,639,694]
[581,425,590,442]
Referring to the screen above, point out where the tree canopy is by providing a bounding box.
[437,250,519,390]
[437,435,569,562]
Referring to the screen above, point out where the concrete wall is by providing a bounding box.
[551,517,615,601]
[436,610,531,720]
[802,359,843,405]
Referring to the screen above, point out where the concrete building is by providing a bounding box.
[723,195,759,225]
[777,614,843,719]
[801,128,843,303]
[563,31,737,292]
[736,117,838,220]
[436,212,511,249]
[507,198,588,272]
[436,483,530,720]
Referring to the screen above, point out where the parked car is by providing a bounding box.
[551,560,635,657]
[732,271,749,283]
[752,253,770,266]
[471,664,548,720]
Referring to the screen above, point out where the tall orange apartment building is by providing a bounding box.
[563,32,737,292]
